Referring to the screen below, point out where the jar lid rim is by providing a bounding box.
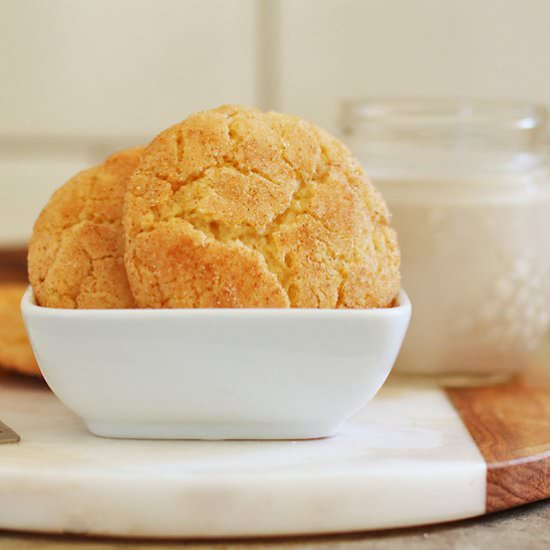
[342,98,548,131]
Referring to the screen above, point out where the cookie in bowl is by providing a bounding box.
[124,105,400,308]
[28,147,142,309]
[23,106,410,440]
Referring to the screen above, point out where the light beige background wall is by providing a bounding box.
[1,0,550,242]
[277,0,550,133]
[0,0,256,243]
[1,0,256,138]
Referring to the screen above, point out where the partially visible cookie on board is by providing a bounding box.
[0,283,40,377]
[28,147,142,309]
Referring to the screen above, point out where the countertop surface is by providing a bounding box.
[1,500,548,549]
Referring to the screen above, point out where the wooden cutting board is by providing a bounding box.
[447,364,550,513]
[0,363,548,538]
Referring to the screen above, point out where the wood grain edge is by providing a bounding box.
[486,453,549,512]
[447,378,550,513]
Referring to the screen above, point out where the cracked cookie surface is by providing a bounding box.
[124,105,400,308]
[0,283,40,376]
[28,148,142,308]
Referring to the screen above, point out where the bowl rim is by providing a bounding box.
[21,286,410,319]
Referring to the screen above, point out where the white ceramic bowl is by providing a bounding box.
[22,287,411,440]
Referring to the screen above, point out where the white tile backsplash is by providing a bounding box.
[0,0,258,242]
[276,0,550,133]
[0,0,257,138]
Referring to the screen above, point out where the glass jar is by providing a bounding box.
[341,99,550,386]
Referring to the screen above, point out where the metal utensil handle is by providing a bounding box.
[0,420,20,444]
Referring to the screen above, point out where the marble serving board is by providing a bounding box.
[0,368,548,539]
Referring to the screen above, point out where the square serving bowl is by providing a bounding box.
[21,287,411,440]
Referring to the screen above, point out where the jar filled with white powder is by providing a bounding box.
[342,99,550,385]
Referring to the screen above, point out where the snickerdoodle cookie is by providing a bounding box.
[0,283,40,376]
[124,105,400,308]
[28,148,142,308]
